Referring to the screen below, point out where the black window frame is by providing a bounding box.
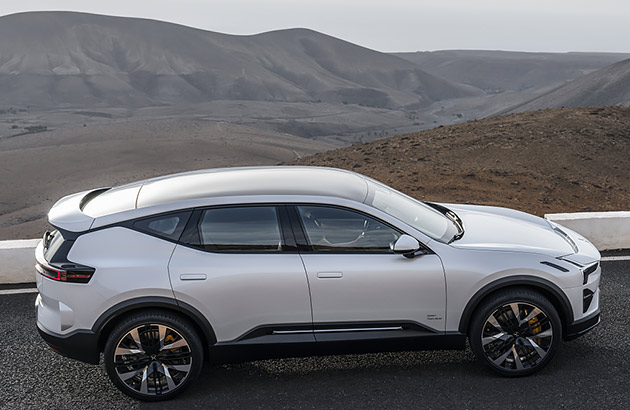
[179,204,297,254]
[287,204,414,254]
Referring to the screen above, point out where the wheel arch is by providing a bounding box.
[94,297,217,357]
[458,275,574,337]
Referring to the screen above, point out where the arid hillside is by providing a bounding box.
[0,11,479,109]
[394,50,629,93]
[292,107,630,216]
[513,59,630,112]
[0,118,337,240]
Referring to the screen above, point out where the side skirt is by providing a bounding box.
[208,331,466,364]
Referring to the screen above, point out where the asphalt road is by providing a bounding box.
[1,260,628,410]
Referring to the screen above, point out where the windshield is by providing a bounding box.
[365,181,458,243]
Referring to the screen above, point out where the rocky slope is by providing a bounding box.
[292,107,630,216]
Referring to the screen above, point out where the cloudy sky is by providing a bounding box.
[1,0,629,53]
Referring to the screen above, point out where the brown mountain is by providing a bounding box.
[0,11,480,110]
[291,107,630,216]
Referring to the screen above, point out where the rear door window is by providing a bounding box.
[187,206,284,252]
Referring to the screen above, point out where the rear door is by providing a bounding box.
[168,205,314,343]
[290,204,446,340]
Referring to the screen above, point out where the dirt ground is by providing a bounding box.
[292,107,630,216]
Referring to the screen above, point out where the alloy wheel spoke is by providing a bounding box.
[161,338,188,351]
[165,363,191,373]
[160,364,178,391]
[129,328,144,351]
[511,345,524,370]
[492,348,513,367]
[118,366,146,382]
[487,314,504,332]
[509,303,521,327]
[524,337,548,359]
[521,307,542,325]
[158,325,167,348]
[139,366,149,394]
[115,347,144,356]
[482,332,509,346]
[533,328,553,339]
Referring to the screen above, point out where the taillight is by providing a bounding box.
[36,263,95,284]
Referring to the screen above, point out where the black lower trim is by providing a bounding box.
[565,310,600,341]
[37,323,100,365]
[210,333,466,364]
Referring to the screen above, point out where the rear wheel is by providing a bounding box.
[469,289,561,376]
[104,310,203,401]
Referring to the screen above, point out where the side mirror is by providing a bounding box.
[391,234,421,257]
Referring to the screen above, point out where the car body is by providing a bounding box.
[35,166,601,400]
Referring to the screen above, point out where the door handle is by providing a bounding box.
[179,274,207,281]
[316,271,343,279]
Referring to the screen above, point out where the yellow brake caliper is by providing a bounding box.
[528,316,542,345]
[164,333,177,352]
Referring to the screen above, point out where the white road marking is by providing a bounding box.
[0,288,38,295]
[601,256,630,262]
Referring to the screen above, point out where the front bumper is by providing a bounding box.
[565,309,600,341]
[37,322,100,365]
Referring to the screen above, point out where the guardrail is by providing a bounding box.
[545,211,630,251]
[1,211,628,284]
[0,239,40,284]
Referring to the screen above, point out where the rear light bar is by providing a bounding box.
[36,262,95,284]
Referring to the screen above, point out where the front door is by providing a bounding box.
[292,205,446,341]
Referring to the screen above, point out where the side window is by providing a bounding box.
[296,206,401,252]
[188,206,283,252]
[133,211,191,241]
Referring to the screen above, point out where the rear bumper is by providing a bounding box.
[37,322,100,365]
[565,309,600,341]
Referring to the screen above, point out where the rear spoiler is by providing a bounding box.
[48,188,109,233]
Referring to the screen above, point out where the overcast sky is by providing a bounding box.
[1,0,629,53]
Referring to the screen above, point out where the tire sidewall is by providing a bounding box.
[104,311,204,401]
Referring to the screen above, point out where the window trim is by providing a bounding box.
[288,204,425,255]
[179,204,294,254]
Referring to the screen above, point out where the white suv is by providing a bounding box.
[35,166,601,400]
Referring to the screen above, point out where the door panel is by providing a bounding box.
[292,204,446,334]
[300,253,446,332]
[169,245,313,342]
[168,205,313,343]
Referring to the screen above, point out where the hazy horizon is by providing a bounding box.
[1,1,629,54]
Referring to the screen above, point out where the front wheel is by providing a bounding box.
[104,310,204,401]
[469,289,561,376]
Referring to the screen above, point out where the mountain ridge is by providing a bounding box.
[0,11,480,109]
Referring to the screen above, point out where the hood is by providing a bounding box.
[442,204,575,257]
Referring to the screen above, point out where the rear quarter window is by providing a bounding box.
[132,211,192,241]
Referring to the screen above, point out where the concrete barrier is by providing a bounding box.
[0,211,628,284]
[0,239,40,284]
[545,211,630,251]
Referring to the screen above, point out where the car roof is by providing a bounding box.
[82,166,369,218]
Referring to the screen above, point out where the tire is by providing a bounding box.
[104,310,204,401]
[469,288,561,377]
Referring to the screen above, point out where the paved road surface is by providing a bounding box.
[1,260,628,410]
